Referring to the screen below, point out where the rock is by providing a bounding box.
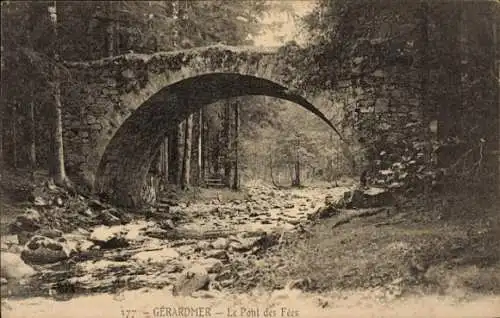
[324,195,335,205]
[144,226,170,239]
[0,277,7,285]
[33,196,48,206]
[205,249,228,261]
[229,237,260,253]
[284,203,294,209]
[97,210,122,226]
[109,209,132,224]
[211,238,228,250]
[87,198,108,210]
[89,225,129,249]
[196,258,223,273]
[336,187,395,208]
[131,248,179,264]
[196,241,211,251]
[176,245,194,256]
[37,229,63,239]
[159,219,175,230]
[1,235,19,247]
[309,205,341,220]
[55,197,64,206]
[79,208,94,217]
[21,235,71,265]
[9,209,41,233]
[363,187,395,206]
[215,270,232,281]
[219,279,235,288]
[1,252,36,280]
[76,240,94,253]
[172,265,210,296]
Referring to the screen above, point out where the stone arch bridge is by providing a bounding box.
[62,45,340,207]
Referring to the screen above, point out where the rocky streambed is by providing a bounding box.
[1,183,350,300]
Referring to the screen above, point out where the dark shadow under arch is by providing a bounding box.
[95,73,348,207]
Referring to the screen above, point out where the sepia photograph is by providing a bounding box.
[0,0,499,317]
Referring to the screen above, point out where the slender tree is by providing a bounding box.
[48,2,70,187]
[181,114,193,189]
[197,108,203,185]
[176,121,184,185]
[29,100,37,175]
[232,101,240,190]
[223,101,232,187]
[12,102,17,169]
[162,137,168,188]
[106,1,115,57]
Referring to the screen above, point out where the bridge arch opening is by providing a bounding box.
[95,73,343,208]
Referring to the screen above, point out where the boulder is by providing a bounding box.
[205,249,228,261]
[196,240,211,251]
[131,248,179,264]
[21,235,71,265]
[228,237,260,253]
[97,210,122,226]
[1,252,36,280]
[9,209,41,233]
[89,225,129,249]
[172,265,210,296]
[196,258,223,274]
[210,238,228,250]
[335,187,395,208]
[175,245,194,256]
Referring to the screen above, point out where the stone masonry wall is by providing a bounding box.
[61,46,279,189]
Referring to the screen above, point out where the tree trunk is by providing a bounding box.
[436,7,463,168]
[168,126,180,184]
[223,102,232,187]
[202,110,209,179]
[232,101,239,190]
[176,121,184,185]
[419,1,432,196]
[197,108,203,186]
[0,101,3,169]
[12,103,17,169]
[493,11,500,196]
[269,151,279,187]
[29,100,37,175]
[48,2,70,187]
[181,114,193,190]
[162,137,168,188]
[106,2,114,57]
[51,79,69,186]
[293,160,301,187]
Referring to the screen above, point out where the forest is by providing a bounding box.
[1,1,498,201]
[0,1,499,316]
